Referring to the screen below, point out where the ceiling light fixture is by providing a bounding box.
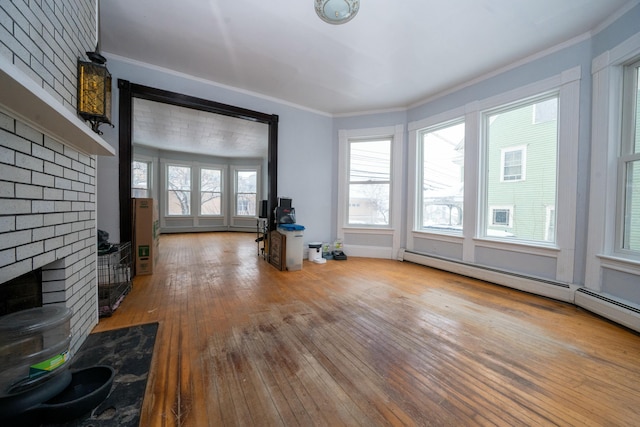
[315,0,359,25]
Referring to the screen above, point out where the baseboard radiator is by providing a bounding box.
[574,288,640,333]
[399,250,640,333]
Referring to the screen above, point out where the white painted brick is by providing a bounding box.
[33,225,55,241]
[14,56,43,88]
[43,187,63,200]
[0,216,16,233]
[32,250,55,270]
[54,176,71,189]
[0,259,32,283]
[42,290,68,304]
[72,181,85,192]
[0,181,15,198]
[63,190,78,201]
[16,153,44,172]
[72,201,88,211]
[0,131,31,156]
[43,212,64,226]
[16,214,44,230]
[32,144,55,162]
[32,171,55,187]
[54,152,71,168]
[0,229,32,250]
[0,146,15,164]
[63,211,79,223]
[63,168,78,181]
[77,192,89,202]
[44,236,64,252]
[0,164,31,183]
[15,151,44,172]
[16,241,44,260]
[56,223,72,236]
[42,278,66,293]
[78,153,91,166]
[42,266,67,282]
[0,198,31,215]
[44,161,63,177]
[0,248,16,268]
[0,112,15,132]
[54,200,71,212]
[63,145,79,161]
[44,136,64,154]
[15,183,43,199]
[33,200,56,213]
[15,120,44,144]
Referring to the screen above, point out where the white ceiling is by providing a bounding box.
[101,0,634,155]
[133,98,269,158]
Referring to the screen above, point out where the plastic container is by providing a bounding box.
[308,242,323,262]
[278,224,305,271]
[0,306,72,396]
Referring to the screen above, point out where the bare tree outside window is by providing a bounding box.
[236,170,257,216]
[132,160,149,198]
[167,165,191,215]
[201,168,222,215]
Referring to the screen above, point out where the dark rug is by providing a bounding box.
[46,322,158,427]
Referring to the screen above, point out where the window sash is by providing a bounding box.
[235,169,257,216]
[167,165,192,216]
[200,168,222,216]
[347,138,392,226]
[618,59,640,254]
[417,120,465,233]
[483,94,558,243]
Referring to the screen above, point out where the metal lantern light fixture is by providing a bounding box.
[77,49,112,134]
[315,0,359,25]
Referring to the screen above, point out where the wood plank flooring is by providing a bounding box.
[94,232,640,426]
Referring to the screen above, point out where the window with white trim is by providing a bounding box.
[200,167,222,216]
[166,164,191,216]
[500,146,526,182]
[347,138,391,226]
[235,169,257,216]
[417,120,465,232]
[619,58,640,253]
[483,95,558,242]
[132,160,151,198]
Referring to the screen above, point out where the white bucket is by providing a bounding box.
[308,242,322,262]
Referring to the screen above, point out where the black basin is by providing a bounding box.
[35,365,114,423]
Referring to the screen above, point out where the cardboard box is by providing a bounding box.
[133,198,159,275]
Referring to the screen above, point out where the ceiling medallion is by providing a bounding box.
[315,0,360,25]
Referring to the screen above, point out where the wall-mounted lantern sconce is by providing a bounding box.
[77,50,113,135]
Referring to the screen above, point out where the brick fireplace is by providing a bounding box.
[0,111,103,354]
[0,1,116,356]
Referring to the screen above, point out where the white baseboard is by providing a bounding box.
[574,289,640,333]
[401,250,640,333]
[401,250,576,303]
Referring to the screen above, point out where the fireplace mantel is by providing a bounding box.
[0,56,115,157]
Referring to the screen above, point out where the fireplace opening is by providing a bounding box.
[0,269,43,317]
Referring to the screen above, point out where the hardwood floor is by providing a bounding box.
[94,232,640,426]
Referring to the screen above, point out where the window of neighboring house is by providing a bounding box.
[167,164,191,216]
[418,120,465,232]
[500,146,526,182]
[483,95,558,242]
[200,168,222,216]
[132,160,150,198]
[235,169,257,216]
[347,138,391,225]
[619,59,640,253]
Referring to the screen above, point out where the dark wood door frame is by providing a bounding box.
[117,80,279,244]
